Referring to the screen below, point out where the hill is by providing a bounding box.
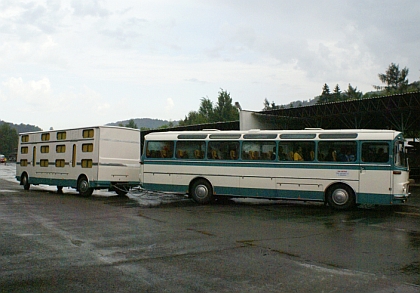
[0,120,42,133]
[107,118,178,129]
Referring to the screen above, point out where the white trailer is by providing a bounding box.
[16,126,141,196]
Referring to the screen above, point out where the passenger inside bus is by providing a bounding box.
[293,146,304,161]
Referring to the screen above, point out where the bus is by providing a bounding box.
[140,129,410,210]
[16,126,141,196]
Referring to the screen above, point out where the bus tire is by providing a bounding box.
[78,177,93,197]
[190,179,213,204]
[327,184,356,210]
[21,174,30,190]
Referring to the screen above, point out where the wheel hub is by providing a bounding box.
[195,185,208,199]
[331,189,349,205]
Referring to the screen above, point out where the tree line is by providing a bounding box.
[264,63,420,110]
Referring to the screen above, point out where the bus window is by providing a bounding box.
[395,141,407,167]
[318,141,357,162]
[175,141,205,159]
[208,141,239,160]
[279,141,315,161]
[242,141,276,161]
[362,142,389,163]
[146,141,174,158]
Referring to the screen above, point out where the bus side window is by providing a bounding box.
[362,142,389,163]
[319,141,357,162]
[175,141,205,160]
[146,141,174,158]
[208,141,239,160]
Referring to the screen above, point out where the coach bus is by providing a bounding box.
[16,126,141,196]
[140,129,410,209]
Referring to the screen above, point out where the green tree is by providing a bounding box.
[374,63,409,93]
[198,97,214,121]
[0,123,19,157]
[317,83,331,104]
[124,119,138,129]
[263,98,280,110]
[179,89,239,126]
[343,84,363,100]
[333,84,341,101]
[213,89,239,122]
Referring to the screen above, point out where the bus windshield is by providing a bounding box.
[395,141,407,167]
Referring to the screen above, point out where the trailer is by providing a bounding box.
[16,126,141,196]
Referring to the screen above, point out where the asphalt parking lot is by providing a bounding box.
[1,164,419,292]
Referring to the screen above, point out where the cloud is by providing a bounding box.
[165,98,174,112]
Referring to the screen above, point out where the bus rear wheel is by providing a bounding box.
[190,179,213,204]
[78,177,93,197]
[327,184,355,210]
[21,174,30,190]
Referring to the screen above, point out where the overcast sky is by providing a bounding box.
[1,0,419,130]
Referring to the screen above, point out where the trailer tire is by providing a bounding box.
[21,174,30,190]
[78,177,93,197]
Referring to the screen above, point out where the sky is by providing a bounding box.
[1,0,419,131]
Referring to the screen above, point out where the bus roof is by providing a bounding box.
[144,129,402,141]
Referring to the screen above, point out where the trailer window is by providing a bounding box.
[55,159,65,167]
[41,146,50,153]
[57,132,67,140]
[21,147,28,154]
[56,145,66,153]
[20,159,28,167]
[40,159,49,167]
[82,143,94,152]
[83,129,94,138]
[21,135,29,142]
[41,133,50,141]
[81,159,93,168]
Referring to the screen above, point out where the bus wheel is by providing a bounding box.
[21,174,30,190]
[78,177,93,197]
[327,184,355,210]
[190,179,213,204]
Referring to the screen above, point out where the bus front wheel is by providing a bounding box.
[327,184,356,210]
[78,177,94,197]
[190,179,213,204]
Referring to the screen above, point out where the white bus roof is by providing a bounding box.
[145,129,402,141]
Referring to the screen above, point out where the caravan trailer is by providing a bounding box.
[16,126,141,196]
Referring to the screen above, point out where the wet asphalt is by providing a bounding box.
[1,164,419,292]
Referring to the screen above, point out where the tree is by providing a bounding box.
[118,119,138,129]
[180,89,239,126]
[343,84,363,100]
[213,89,239,122]
[198,97,214,121]
[317,83,331,104]
[333,84,341,101]
[263,98,280,110]
[0,123,19,157]
[374,63,409,93]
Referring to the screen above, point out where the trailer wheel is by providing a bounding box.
[190,179,213,204]
[327,184,356,210]
[78,177,93,197]
[21,174,30,190]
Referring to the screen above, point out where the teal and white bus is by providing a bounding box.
[140,129,410,209]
